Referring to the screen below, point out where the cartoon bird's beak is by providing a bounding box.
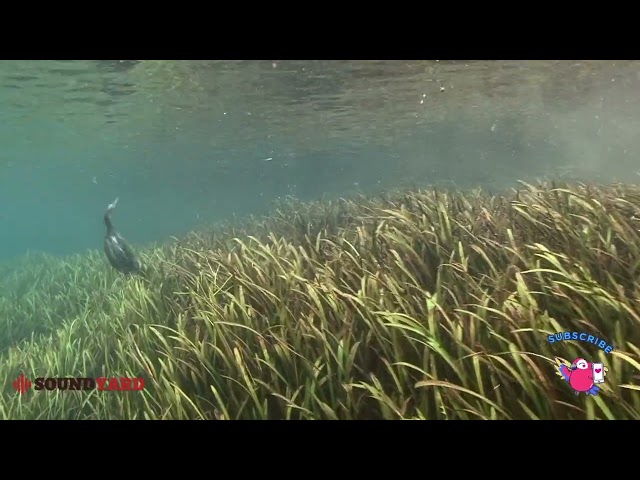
[570,363,577,371]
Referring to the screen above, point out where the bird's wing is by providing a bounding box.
[555,357,571,381]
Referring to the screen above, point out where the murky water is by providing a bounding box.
[1,60,639,259]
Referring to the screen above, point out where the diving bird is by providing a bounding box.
[103,197,141,274]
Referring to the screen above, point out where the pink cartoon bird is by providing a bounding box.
[555,357,607,396]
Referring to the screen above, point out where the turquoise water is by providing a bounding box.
[1,60,638,261]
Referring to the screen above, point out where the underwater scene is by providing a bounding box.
[0,60,639,419]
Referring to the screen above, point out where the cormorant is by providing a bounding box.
[103,197,141,274]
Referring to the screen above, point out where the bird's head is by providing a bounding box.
[571,358,589,371]
[107,197,119,212]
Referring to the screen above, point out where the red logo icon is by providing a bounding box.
[13,374,32,394]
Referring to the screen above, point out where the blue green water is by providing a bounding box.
[1,60,638,261]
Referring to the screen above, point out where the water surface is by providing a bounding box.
[1,60,638,260]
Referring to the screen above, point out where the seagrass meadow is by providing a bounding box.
[1,181,639,420]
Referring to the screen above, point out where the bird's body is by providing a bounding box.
[103,197,141,275]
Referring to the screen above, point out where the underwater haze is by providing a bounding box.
[1,59,639,261]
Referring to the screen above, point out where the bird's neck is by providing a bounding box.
[104,210,114,235]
